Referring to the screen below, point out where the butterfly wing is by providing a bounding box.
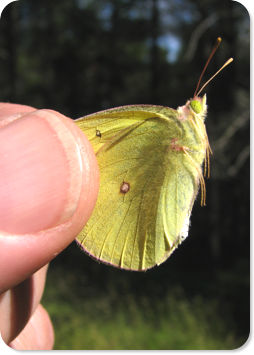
[76,105,201,270]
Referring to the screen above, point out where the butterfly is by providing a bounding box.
[75,38,233,271]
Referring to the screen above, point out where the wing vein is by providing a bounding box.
[130,174,153,269]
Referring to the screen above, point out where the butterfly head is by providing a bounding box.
[177,94,207,121]
[189,94,207,118]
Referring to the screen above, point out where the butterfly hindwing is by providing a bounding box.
[76,105,202,270]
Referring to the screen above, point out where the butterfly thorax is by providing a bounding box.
[176,94,208,149]
[174,94,211,205]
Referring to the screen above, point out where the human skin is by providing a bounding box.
[0,103,99,349]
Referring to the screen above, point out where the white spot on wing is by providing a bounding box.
[179,213,190,241]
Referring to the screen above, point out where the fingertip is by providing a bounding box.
[49,108,100,223]
[0,103,35,120]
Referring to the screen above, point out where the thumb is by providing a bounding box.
[0,104,99,292]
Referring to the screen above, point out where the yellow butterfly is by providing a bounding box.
[75,38,233,271]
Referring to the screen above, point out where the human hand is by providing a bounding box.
[0,103,99,349]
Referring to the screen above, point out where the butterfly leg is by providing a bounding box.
[188,115,212,179]
[170,139,206,206]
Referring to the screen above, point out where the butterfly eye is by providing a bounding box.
[120,181,130,194]
[96,129,101,137]
[190,100,202,114]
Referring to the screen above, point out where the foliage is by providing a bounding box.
[42,266,245,350]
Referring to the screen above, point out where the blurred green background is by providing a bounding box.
[0,0,249,350]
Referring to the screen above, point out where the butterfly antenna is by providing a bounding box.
[193,37,222,97]
[196,58,233,96]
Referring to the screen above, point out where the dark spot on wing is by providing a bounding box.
[120,181,130,194]
[96,129,101,137]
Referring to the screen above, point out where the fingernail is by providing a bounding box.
[0,110,83,234]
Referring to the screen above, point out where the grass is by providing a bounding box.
[42,267,245,350]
